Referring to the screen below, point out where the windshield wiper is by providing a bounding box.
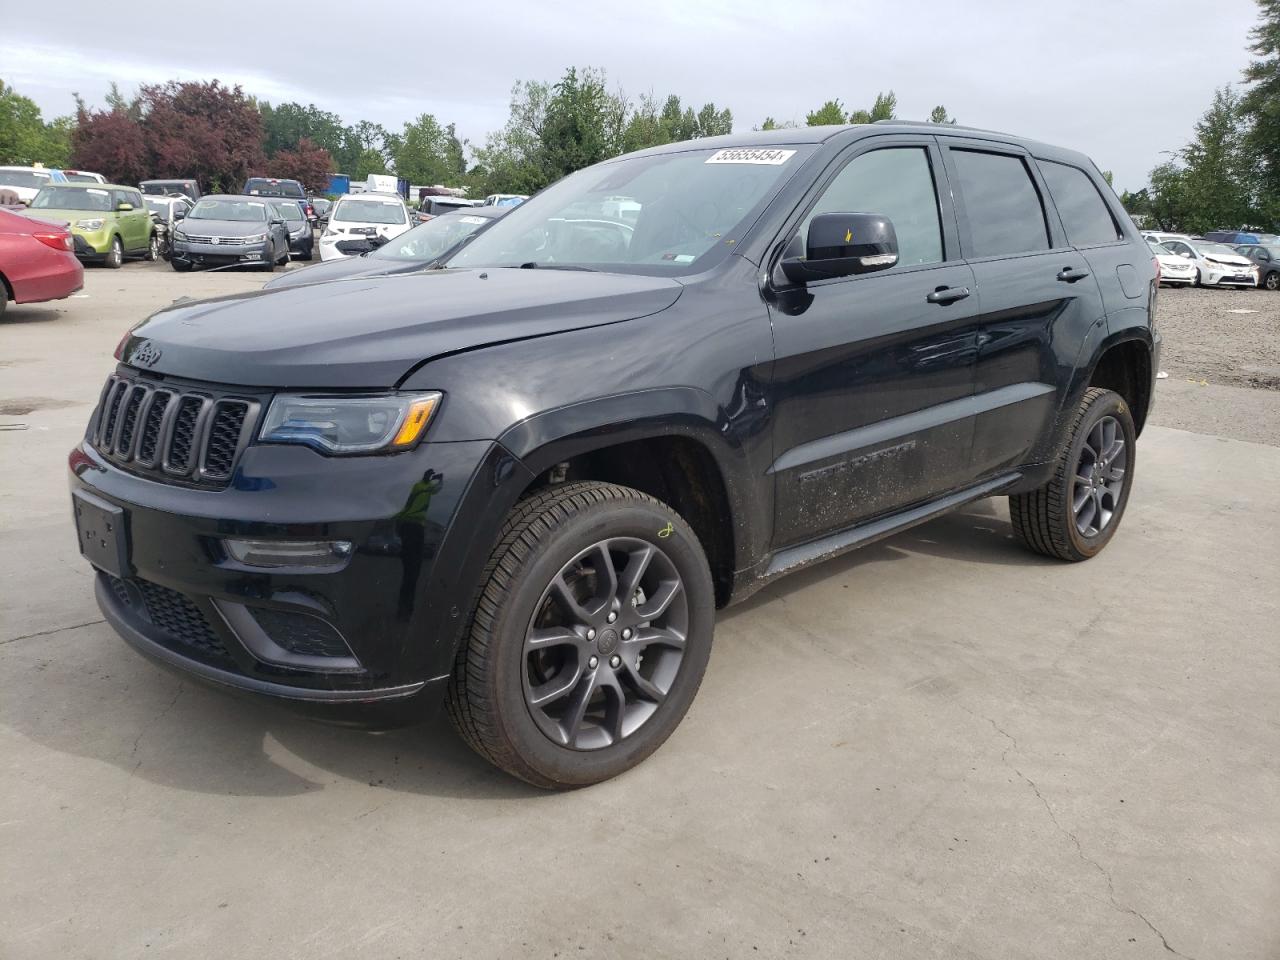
[516,261,598,272]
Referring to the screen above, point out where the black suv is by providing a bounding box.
[70,124,1159,788]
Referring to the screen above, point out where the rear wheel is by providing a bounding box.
[1265,271,1279,291]
[104,236,123,269]
[1009,387,1136,562]
[446,482,715,788]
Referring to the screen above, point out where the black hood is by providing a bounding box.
[262,255,423,290]
[119,268,684,388]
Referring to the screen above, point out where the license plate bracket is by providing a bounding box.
[72,490,129,578]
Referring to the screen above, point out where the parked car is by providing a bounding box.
[269,199,314,261]
[310,197,331,223]
[0,208,83,315]
[62,170,107,184]
[318,192,411,261]
[26,183,158,267]
[0,165,67,204]
[1146,239,1196,286]
[243,178,315,223]
[1141,230,1190,246]
[417,196,478,223]
[1203,230,1278,245]
[481,193,529,208]
[264,206,507,290]
[143,194,193,260]
[169,194,291,272]
[1157,236,1257,287]
[140,179,202,203]
[1233,243,1280,289]
[72,124,1159,788]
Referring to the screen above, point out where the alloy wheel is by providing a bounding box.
[1267,272,1279,291]
[1072,415,1127,537]
[522,538,688,751]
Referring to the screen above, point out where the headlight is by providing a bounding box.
[259,393,442,454]
[244,233,267,243]
[75,218,105,230]
[174,230,188,241]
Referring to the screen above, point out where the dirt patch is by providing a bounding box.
[1154,286,1280,391]
[0,398,83,416]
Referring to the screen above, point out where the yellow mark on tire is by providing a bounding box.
[658,522,673,539]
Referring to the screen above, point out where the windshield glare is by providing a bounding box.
[245,179,304,198]
[271,201,305,222]
[30,187,110,211]
[189,198,267,222]
[446,146,808,274]
[1198,242,1242,256]
[372,213,491,262]
[334,198,407,225]
[0,170,52,189]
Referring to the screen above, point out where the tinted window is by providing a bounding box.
[1039,161,1120,246]
[952,150,1049,257]
[804,146,943,268]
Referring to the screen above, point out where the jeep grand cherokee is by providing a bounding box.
[70,123,1159,788]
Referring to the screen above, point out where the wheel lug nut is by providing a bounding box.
[586,628,596,641]
[606,611,617,623]
[609,655,621,668]
[621,628,632,640]
[588,655,598,669]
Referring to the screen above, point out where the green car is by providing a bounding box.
[26,183,159,268]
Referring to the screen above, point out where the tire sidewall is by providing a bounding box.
[484,499,714,787]
[106,237,123,269]
[1267,271,1279,291]
[146,232,160,261]
[1062,390,1137,559]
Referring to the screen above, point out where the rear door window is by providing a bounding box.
[951,149,1050,258]
[1039,161,1121,246]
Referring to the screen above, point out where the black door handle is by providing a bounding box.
[1057,267,1090,283]
[926,286,971,305]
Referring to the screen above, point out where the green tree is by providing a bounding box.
[260,101,347,162]
[1179,87,1252,232]
[392,113,466,185]
[806,100,846,126]
[1242,0,1280,223]
[929,105,956,124]
[696,102,733,138]
[850,91,897,124]
[0,80,69,165]
[539,67,628,182]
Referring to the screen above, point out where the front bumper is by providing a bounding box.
[69,434,509,708]
[171,239,272,267]
[72,228,113,260]
[1202,266,1257,286]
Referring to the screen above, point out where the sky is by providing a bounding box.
[3,0,1262,192]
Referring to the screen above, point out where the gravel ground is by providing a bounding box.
[1154,284,1280,389]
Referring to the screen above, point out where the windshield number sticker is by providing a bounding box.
[458,216,487,224]
[705,148,796,165]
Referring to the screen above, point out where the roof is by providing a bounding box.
[35,181,137,191]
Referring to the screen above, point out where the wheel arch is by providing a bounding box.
[1085,332,1154,436]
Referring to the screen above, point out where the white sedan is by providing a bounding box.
[1158,237,1258,288]
[318,193,412,262]
[1146,240,1196,286]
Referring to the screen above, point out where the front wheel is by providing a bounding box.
[446,482,715,788]
[104,236,123,269]
[1009,387,1136,562]
[1265,271,1279,291]
[145,232,160,262]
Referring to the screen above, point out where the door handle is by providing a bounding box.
[926,286,971,305]
[1056,267,1090,283]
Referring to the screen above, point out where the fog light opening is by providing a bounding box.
[224,539,353,569]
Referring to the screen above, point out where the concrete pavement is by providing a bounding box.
[2,264,1277,959]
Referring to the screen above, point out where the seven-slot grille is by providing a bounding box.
[92,373,259,486]
[178,234,251,245]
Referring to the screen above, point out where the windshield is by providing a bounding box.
[1196,242,1243,256]
[63,172,99,183]
[424,199,472,216]
[271,200,305,222]
[0,170,52,189]
[30,186,110,211]
[333,197,407,224]
[1146,240,1166,255]
[245,179,304,198]
[142,181,192,196]
[189,198,267,222]
[144,198,169,216]
[446,145,811,275]
[371,213,492,262]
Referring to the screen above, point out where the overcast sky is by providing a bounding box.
[3,0,1262,191]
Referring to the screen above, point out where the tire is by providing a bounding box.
[145,232,160,262]
[171,258,192,273]
[1265,271,1279,291]
[105,236,123,269]
[1009,387,1136,562]
[445,481,715,789]
[301,244,313,262]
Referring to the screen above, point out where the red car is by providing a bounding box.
[0,208,83,316]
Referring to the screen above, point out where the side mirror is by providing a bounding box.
[173,208,185,220]
[116,202,134,212]
[780,212,899,284]
[271,217,285,226]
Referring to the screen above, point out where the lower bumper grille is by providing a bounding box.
[105,573,232,663]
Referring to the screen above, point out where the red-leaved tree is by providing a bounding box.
[138,80,265,192]
[70,108,148,185]
[264,138,334,193]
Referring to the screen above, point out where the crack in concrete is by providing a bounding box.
[982,714,1197,960]
[0,619,105,645]
[121,682,185,812]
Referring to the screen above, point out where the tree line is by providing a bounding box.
[1123,0,1280,233]
[1,69,953,198]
